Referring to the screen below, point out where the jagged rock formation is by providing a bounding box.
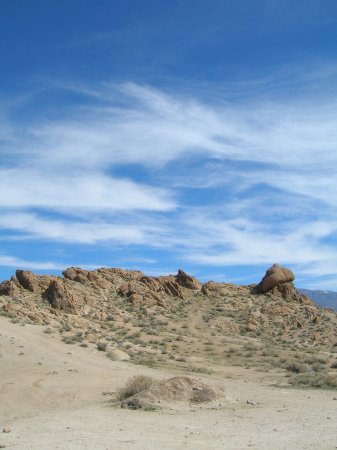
[175,269,202,290]
[0,264,335,352]
[0,267,196,326]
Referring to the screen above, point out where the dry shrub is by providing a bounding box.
[290,373,337,388]
[281,360,308,373]
[304,355,328,365]
[97,342,107,351]
[117,375,155,401]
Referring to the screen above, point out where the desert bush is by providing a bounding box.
[62,336,77,344]
[146,330,156,335]
[290,373,337,388]
[330,360,337,368]
[281,360,308,373]
[129,332,141,339]
[184,365,213,374]
[244,344,259,351]
[117,375,154,401]
[134,355,157,367]
[175,356,186,362]
[97,342,107,351]
[262,349,278,357]
[10,318,20,324]
[304,355,327,365]
[310,363,327,373]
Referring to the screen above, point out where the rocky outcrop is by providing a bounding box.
[265,282,314,304]
[62,267,187,306]
[246,313,260,332]
[305,306,320,323]
[117,274,186,308]
[175,270,201,290]
[15,270,40,292]
[160,279,186,299]
[0,277,23,296]
[0,265,330,350]
[121,376,226,409]
[252,264,314,305]
[62,267,112,288]
[260,304,295,316]
[6,270,60,294]
[45,279,73,310]
[201,281,219,296]
[2,302,54,324]
[254,264,295,293]
[0,267,192,320]
[212,318,240,333]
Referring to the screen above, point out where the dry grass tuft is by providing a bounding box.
[117,375,155,401]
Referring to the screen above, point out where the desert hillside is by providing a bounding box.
[1,263,336,362]
[1,264,337,449]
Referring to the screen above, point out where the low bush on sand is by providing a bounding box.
[117,375,155,401]
[281,360,308,373]
[290,373,337,388]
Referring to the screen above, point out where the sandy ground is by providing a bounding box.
[1,316,336,449]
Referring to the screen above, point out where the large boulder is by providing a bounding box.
[45,279,71,310]
[15,270,40,292]
[255,264,295,293]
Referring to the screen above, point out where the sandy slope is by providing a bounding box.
[1,317,336,449]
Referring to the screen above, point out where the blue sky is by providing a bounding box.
[1,1,337,290]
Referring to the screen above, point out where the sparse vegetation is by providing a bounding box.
[289,373,337,388]
[116,375,155,401]
[97,342,107,351]
[2,265,337,392]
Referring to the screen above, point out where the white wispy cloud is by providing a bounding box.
[0,212,162,245]
[0,255,65,271]
[0,169,175,213]
[5,81,337,171]
[1,77,337,287]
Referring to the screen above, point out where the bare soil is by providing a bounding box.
[1,316,336,450]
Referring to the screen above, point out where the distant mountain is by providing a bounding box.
[297,288,337,311]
